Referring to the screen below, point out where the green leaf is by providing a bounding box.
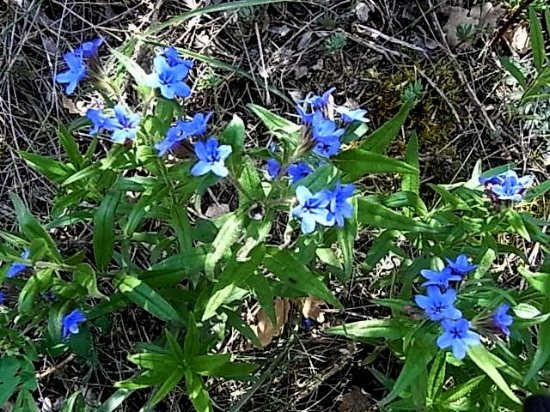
[238,157,264,204]
[165,330,185,361]
[439,375,485,403]
[524,315,550,384]
[184,370,213,412]
[171,205,193,253]
[357,198,433,232]
[427,351,446,401]
[74,263,104,298]
[359,100,413,153]
[142,248,207,286]
[204,212,245,278]
[264,249,342,308]
[116,273,182,322]
[326,319,406,340]
[149,368,185,406]
[524,180,550,202]
[506,210,531,241]
[221,308,263,347]
[247,274,276,323]
[467,344,521,404]
[10,193,62,262]
[61,163,100,187]
[95,389,135,412]
[224,115,246,177]
[529,6,546,73]
[111,49,151,87]
[19,151,72,183]
[500,57,527,89]
[247,103,301,144]
[201,361,257,379]
[203,247,265,320]
[334,149,418,181]
[94,189,121,271]
[519,267,550,296]
[361,230,398,273]
[58,124,83,167]
[184,313,200,361]
[380,337,435,405]
[336,199,357,281]
[189,354,231,376]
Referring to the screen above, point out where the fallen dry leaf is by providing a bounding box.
[301,296,326,323]
[61,95,88,115]
[251,297,290,347]
[444,2,504,49]
[505,23,530,55]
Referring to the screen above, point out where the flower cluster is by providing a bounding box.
[414,254,515,359]
[415,255,480,360]
[480,170,534,202]
[292,182,355,234]
[55,37,103,94]
[295,87,369,158]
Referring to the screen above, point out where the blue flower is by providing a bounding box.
[86,108,110,135]
[336,107,369,124]
[420,267,462,289]
[415,287,462,322]
[493,303,513,336]
[162,47,194,70]
[301,87,336,109]
[55,52,87,95]
[292,186,333,234]
[302,318,316,330]
[148,56,191,99]
[7,249,30,278]
[62,309,87,340]
[287,162,313,184]
[105,105,141,143]
[155,134,181,156]
[177,112,212,137]
[191,138,232,178]
[266,159,281,180]
[0,291,6,305]
[74,37,104,58]
[311,112,344,157]
[326,182,355,227]
[437,318,480,360]
[296,106,314,125]
[488,171,534,201]
[445,254,478,277]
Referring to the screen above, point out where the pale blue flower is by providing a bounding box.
[488,171,534,201]
[493,303,513,336]
[445,254,478,277]
[7,249,30,278]
[162,47,194,70]
[325,182,355,227]
[148,56,191,99]
[105,105,141,143]
[311,112,344,157]
[266,159,281,180]
[415,287,462,322]
[74,37,104,58]
[55,52,87,95]
[336,107,369,124]
[287,162,312,184]
[191,138,232,177]
[292,186,333,234]
[437,318,480,360]
[86,108,110,135]
[300,87,336,109]
[420,267,462,289]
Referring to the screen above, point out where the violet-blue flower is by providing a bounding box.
[191,137,232,178]
[415,287,462,322]
[420,267,462,289]
[301,87,336,109]
[488,170,534,201]
[178,112,212,137]
[336,107,369,124]
[74,37,104,58]
[445,254,478,277]
[0,291,5,305]
[55,52,87,95]
[105,105,141,143]
[86,108,110,135]
[148,56,191,99]
[326,182,355,227]
[62,309,87,340]
[292,186,333,234]
[287,162,312,184]
[296,105,314,125]
[162,47,194,70]
[437,318,480,360]
[266,159,281,180]
[311,112,344,157]
[493,303,513,336]
[7,249,30,278]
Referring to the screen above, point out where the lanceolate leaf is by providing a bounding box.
[264,249,342,309]
[58,124,83,167]
[224,115,246,177]
[10,193,62,262]
[326,319,406,340]
[359,100,413,153]
[94,188,122,271]
[204,212,245,278]
[111,49,151,87]
[524,311,550,384]
[467,345,521,404]
[357,198,433,233]
[519,267,550,296]
[336,198,357,281]
[116,273,182,322]
[184,369,213,412]
[529,6,546,73]
[334,149,418,182]
[19,151,72,183]
[247,103,301,144]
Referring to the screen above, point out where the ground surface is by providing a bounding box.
[1,0,549,411]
